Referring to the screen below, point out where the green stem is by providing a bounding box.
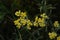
[16,28,22,40]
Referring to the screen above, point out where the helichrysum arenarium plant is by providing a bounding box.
[13,0,60,40]
[13,10,60,40]
[0,0,60,40]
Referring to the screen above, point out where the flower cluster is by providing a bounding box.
[53,21,59,27]
[14,10,60,30]
[14,10,60,40]
[40,13,48,19]
[48,32,57,39]
[14,10,32,30]
[48,32,60,40]
[48,21,60,40]
[14,10,49,29]
[33,13,48,27]
[15,10,26,17]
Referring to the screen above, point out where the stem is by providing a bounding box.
[16,28,22,40]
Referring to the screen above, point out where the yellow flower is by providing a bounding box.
[40,13,48,19]
[15,10,21,16]
[38,18,45,23]
[16,23,21,29]
[14,19,20,25]
[27,25,31,30]
[53,21,59,27]
[57,36,60,40]
[37,18,46,27]
[39,23,45,27]
[35,16,38,22]
[26,19,32,30]
[34,22,38,27]
[20,12,27,18]
[48,32,57,39]
[20,19,27,25]
[27,20,32,26]
[40,13,45,17]
[14,19,21,29]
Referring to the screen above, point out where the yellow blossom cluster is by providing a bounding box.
[14,11,49,29]
[48,32,57,39]
[14,10,60,30]
[15,10,21,16]
[33,13,48,27]
[53,21,59,27]
[38,18,45,27]
[33,17,46,27]
[26,19,32,29]
[14,10,60,40]
[14,10,33,30]
[15,10,26,18]
[40,13,48,19]
[14,19,21,29]
[33,16,38,27]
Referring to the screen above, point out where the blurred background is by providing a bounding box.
[0,0,60,40]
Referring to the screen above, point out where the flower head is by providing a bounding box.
[15,10,21,16]
[53,21,59,27]
[20,18,27,25]
[14,19,21,29]
[34,22,38,27]
[26,19,32,30]
[20,12,27,18]
[27,20,32,26]
[48,32,57,39]
[35,16,38,22]
[16,23,21,29]
[14,19,20,25]
[40,13,48,19]
[38,18,45,23]
[39,23,45,27]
